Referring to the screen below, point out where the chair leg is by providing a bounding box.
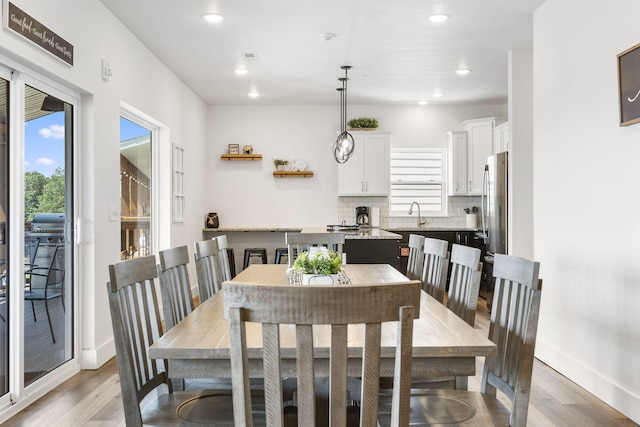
[44,300,56,343]
[31,301,36,321]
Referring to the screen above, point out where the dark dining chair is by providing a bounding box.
[107,255,242,426]
[24,244,65,343]
[224,280,421,426]
[379,253,542,427]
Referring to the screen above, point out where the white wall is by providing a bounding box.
[206,104,506,227]
[0,0,209,375]
[534,0,640,422]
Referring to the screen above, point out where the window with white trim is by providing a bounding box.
[389,148,447,216]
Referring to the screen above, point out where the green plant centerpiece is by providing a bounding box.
[347,117,379,129]
[293,247,342,275]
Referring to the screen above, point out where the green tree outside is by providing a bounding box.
[24,168,65,222]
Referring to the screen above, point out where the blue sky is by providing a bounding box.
[24,114,150,177]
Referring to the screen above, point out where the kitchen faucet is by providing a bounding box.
[408,201,426,227]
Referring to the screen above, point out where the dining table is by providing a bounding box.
[149,264,496,389]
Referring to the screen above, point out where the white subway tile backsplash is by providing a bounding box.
[337,196,482,229]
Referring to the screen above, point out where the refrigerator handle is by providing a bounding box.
[481,164,489,244]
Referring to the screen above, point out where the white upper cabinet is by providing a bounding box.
[493,121,510,154]
[447,131,468,196]
[338,131,390,196]
[448,117,506,196]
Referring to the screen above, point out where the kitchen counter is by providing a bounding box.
[203,227,302,232]
[300,227,401,240]
[384,227,478,232]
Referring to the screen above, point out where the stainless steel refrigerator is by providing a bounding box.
[480,152,508,310]
[481,151,508,256]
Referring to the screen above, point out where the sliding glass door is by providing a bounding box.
[0,64,76,409]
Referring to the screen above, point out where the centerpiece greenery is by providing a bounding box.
[293,249,342,275]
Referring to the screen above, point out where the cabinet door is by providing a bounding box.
[467,121,494,194]
[448,131,468,195]
[363,134,389,195]
[337,134,366,195]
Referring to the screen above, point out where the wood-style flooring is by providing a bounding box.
[3,298,637,426]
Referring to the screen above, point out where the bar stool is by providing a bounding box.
[243,248,267,269]
[275,248,288,265]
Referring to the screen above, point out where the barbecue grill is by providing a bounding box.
[27,213,65,244]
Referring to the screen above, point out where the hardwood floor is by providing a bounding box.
[3,297,637,426]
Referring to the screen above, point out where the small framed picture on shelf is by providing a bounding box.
[228,144,240,155]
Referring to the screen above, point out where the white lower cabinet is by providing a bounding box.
[338,131,390,196]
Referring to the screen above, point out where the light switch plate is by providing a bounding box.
[109,205,120,221]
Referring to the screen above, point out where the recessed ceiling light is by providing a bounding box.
[320,33,336,41]
[418,100,428,105]
[432,92,444,98]
[428,14,450,23]
[248,91,260,98]
[202,13,224,23]
[455,69,471,76]
[234,69,249,75]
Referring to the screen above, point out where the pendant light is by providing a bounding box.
[333,65,354,164]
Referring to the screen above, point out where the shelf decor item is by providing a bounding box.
[292,247,342,285]
[273,158,289,171]
[228,144,239,154]
[348,117,379,129]
[205,212,219,228]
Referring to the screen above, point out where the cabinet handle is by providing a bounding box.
[361,181,365,192]
[364,181,368,192]
[468,180,472,192]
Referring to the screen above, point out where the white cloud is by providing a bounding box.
[38,124,65,139]
[36,158,55,166]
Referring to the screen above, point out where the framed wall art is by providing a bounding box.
[228,144,240,154]
[618,42,640,126]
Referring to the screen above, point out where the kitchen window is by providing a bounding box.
[389,148,447,216]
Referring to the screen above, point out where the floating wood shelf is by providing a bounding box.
[220,154,263,161]
[273,170,314,178]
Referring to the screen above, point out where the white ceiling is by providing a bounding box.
[99,0,545,106]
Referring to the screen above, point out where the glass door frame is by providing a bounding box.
[0,64,80,410]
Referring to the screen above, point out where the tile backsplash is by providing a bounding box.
[338,196,482,229]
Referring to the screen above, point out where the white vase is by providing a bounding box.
[302,274,338,285]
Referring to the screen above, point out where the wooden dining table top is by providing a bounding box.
[149,264,496,364]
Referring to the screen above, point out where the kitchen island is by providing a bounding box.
[203,226,402,272]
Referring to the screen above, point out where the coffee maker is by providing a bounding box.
[356,206,369,227]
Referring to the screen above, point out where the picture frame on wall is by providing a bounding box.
[618,42,640,126]
[228,144,240,154]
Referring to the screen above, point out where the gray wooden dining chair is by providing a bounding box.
[107,255,239,426]
[157,245,194,331]
[224,280,421,426]
[285,232,345,268]
[420,237,450,303]
[214,234,233,281]
[406,234,425,281]
[446,244,482,327]
[379,253,542,427]
[194,238,222,304]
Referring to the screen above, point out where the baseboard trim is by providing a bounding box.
[81,338,115,369]
[536,338,640,424]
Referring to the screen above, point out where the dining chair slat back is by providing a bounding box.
[285,232,345,268]
[420,237,450,303]
[157,245,194,331]
[482,253,542,426]
[107,255,168,426]
[446,244,482,327]
[224,281,421,426]
[194,238,222,303]
[214,235,233,281]
[384,253,542,427]
[107,255,237,426]
[406,234,425,281]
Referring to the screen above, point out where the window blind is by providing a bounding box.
[389,148,447,216]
